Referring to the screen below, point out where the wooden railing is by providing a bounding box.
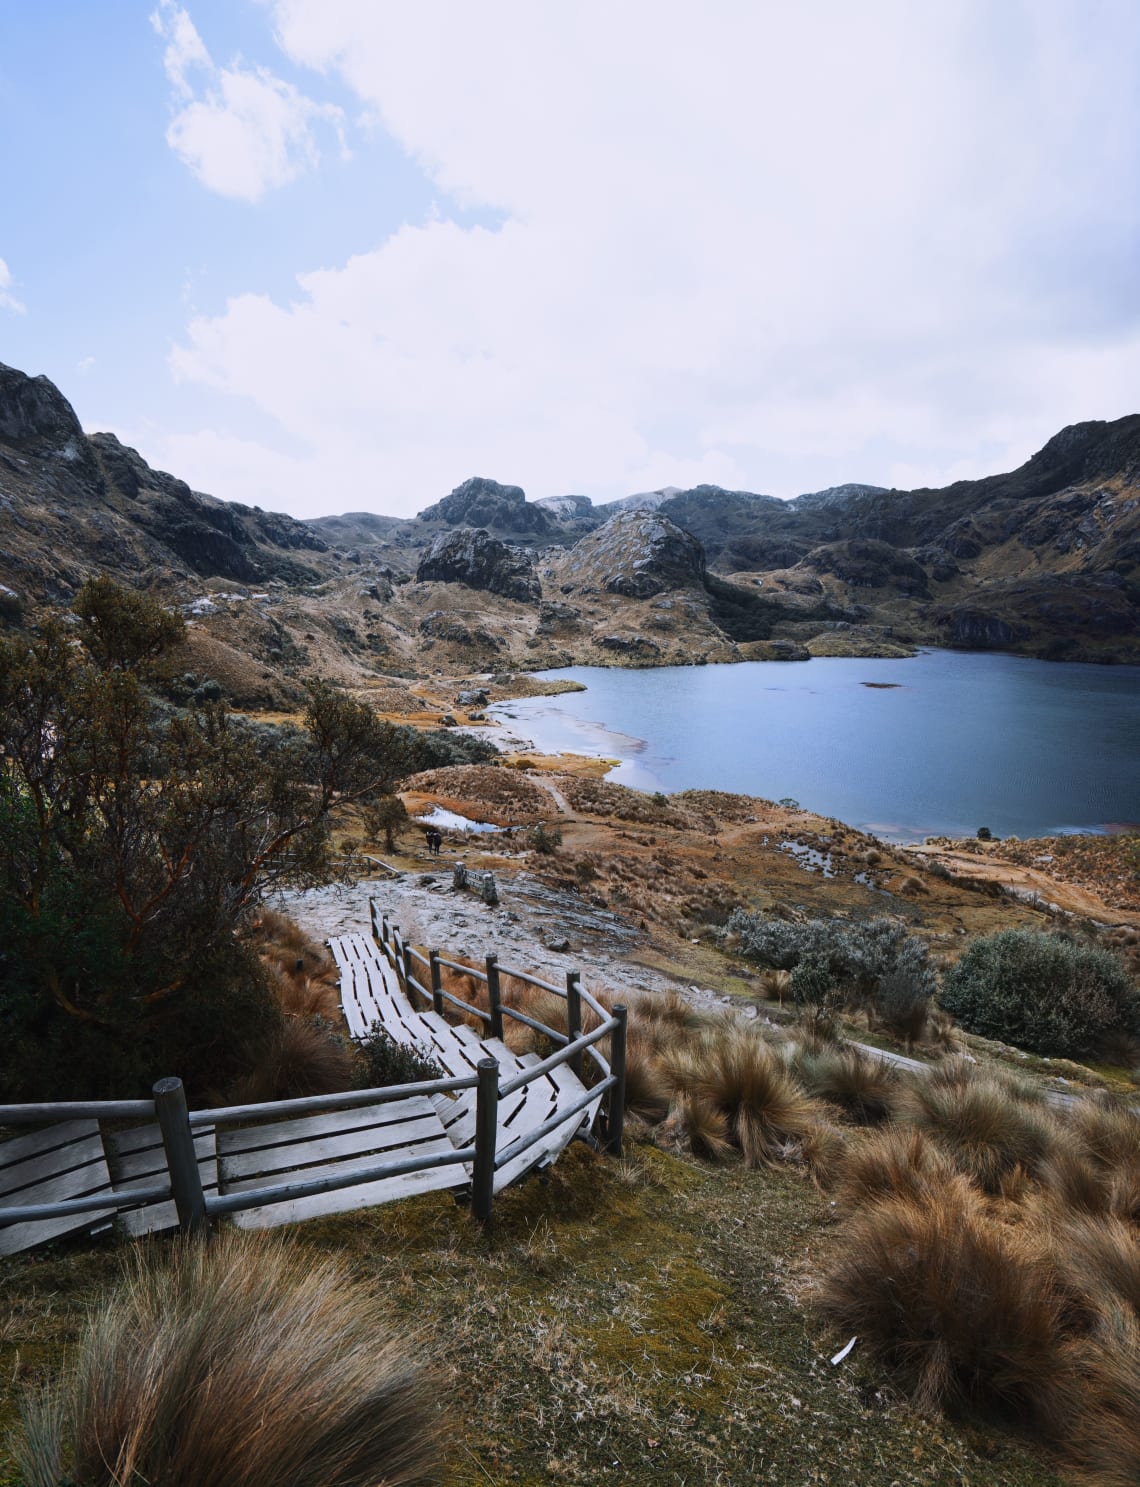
[1,909,627,1245]
[0,1072,480,1243]
[370,898,627,1221]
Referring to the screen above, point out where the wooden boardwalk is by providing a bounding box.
[330,932,603,1195]
[0,920,616,1253]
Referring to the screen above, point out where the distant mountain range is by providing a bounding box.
[1,359,1137,709]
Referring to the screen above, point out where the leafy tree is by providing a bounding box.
[0,587,420,1099]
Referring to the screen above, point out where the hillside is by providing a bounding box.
[1,361,1138,691]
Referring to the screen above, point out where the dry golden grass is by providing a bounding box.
[232,1018,357,1103]
[1050,1214,1140,1323]
[1061,1311,1140,1487]
[792,1045,901,1125]
[11,1230,444,1487]
[835,1125,960,1211]
[663,1027,821,1168]
[899,1070,1061,1193]
[656,1092,733,1160]
[819,1182,1073,1423]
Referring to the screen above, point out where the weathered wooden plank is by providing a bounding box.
[219,1114,446,1181]
[0,1122,115,1255]
[217,1096,433,1155]
[103,1123,218,1239]
[229,1157,465,1229]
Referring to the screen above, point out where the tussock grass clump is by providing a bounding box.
[794,1045,900,1125]
[657,1092,733,1160]
[1061,1311,1140,1487]
[12,1230,445,1487]
[621,1030,673,1121]
[232,1017,356,1103]
[899,1071,1060,1193]
[836,1125,959,1211]
[1051,1214,1140,1323]
[663,1028,820,1167]
[819,1185,1072,1422]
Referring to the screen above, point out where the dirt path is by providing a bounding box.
[528,774,575,816]
[908,844,1140,926]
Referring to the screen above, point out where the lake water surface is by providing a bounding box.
[490,651,1140,842]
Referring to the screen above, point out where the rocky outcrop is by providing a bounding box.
[416,528,541,603]
[559,510,706,598]
[800,538,930,596]
[0,361,103,490]
[417,476,553,536]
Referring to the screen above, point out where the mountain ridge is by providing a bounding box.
[1,361,1137,705]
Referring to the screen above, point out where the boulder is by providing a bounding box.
[416,528,542,603]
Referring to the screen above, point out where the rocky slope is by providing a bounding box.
[1,360,1137,695]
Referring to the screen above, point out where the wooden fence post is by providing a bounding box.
[153,1077,209,1237]
[566,970,583,1078]
[429,949,444,1016]
[606,1006,628,1157]
[393,926,406,990]
[485,953,504,1040]
[471,1057,500,1225]
[370,898,381,945]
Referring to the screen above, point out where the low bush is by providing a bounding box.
[356,1023,446,1088]
[728,911,937,1033]
[12,1230,445,1487]
[940,929,1140,1060]
[529,823,562,855]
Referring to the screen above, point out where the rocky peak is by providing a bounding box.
[417,476,553,536]
[559,510,707,598]
[416,527,542,603]
[0,362,102,489]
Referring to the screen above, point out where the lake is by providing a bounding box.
[490,650,1140,842]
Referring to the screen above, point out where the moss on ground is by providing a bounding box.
[2,1140,1064,1486]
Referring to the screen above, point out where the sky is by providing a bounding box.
[2,1,1140,521]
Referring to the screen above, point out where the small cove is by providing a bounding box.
[491,650,1140,842]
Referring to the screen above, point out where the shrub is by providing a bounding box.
[819,1185,1072,1422]
[977,826,993,841]
[356,1023,446,1088]
[529,823,562,855]
[728,912,938,1028]
[875,967,930,1045]
[11,1229,445,1487]
[940,929,1140,1059]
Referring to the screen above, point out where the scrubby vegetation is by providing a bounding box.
[0,583,427,1102]
[729,911,938,1043]
[940,927,1140,1058]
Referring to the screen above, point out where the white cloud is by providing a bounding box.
[151,1,345,202]
[163,1,1140,516]
[0,257,26,314]
[76,356,96,374]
